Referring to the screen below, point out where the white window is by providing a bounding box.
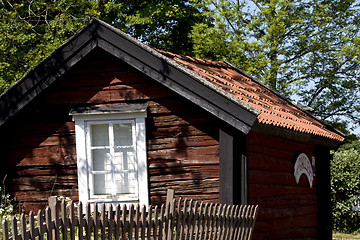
[70,104,148,206]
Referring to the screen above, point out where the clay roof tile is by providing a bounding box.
[158,50,344,142]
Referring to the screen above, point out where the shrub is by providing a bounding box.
[0,186,14,219]
[331,143,360,233]
[0,178,18,238]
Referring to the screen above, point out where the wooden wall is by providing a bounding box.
[248,131,319,240]
[2,49,220,212]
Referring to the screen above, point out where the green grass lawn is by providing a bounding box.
[333,232,360,239]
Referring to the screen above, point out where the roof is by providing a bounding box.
[157,50,345,142]
[0,18,344,143]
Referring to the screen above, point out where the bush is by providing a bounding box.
[0,178,18,238]
[331,142,360,233]
[0,186,15,220]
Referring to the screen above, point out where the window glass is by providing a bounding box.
[93,174,112,195]
[114,147,136,195]
[114,123,132,146]
[114,148,135,171]
[92,149,110,171]
[91,124,109,146]
[114,172,136,195]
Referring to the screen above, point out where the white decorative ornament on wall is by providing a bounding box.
[294,153,314,188]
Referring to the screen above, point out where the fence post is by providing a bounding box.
[2,219,9,240]
[48,196,57,220]
[165,189,175,212]
[48,196,59,240]
[165,189,175,240]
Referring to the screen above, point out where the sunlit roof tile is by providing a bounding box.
[158,50,344,142]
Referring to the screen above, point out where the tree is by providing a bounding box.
[190,0,360,131]
[95,0,206,55]
[0,0,205,94]
[0,0,92,92]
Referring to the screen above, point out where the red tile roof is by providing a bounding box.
[159,50,344,142]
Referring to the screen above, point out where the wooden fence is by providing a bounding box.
[2,190,258,240]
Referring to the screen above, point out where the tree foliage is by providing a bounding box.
[190,0,360,131]
[0,0,91,92]
[0,0,204,94]
[331,140,360,233]
[96,0,206,55]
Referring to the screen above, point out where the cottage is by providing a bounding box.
[0,19,344,239]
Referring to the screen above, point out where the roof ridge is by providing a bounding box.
[156,49,227,67]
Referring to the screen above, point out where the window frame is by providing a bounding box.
[71,106,148,206]
[87,119,138,200]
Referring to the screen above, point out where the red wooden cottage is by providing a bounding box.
[0,19,344,239]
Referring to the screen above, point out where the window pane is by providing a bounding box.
[92,149,110,171]
[93,174,111,195]
[114,148,135,171]
[114,123,132,146]
[114,172,136,195]
[91,124,109,146]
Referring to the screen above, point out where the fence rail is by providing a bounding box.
[2,190,258,240]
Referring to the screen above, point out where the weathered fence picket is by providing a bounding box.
[2,190,258,240]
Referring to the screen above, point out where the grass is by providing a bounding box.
[333,232,360,239]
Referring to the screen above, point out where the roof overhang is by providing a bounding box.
[252,122,342,149]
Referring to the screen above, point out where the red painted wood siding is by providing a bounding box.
[4,49,219,212]
[248,131,318,240]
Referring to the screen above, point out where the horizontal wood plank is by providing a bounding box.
[253,227,317,240]
[248,131,315,153]
[256,206,317,221]
[254,214,318,232]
